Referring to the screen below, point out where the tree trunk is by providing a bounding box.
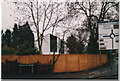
[37,36,42,54]
[39,34,44,54]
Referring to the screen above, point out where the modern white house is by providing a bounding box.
[42,34,68,54]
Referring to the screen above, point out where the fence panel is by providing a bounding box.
[28,55,39,64]
[11,55,19,61]
[79,54,88,71]
[66,54,79,72]
[87,54,93,69]
[17,55,29,64]
[2,55,7,64]
[96,55,100,67]
[94,54,97,68]
[53,55,66,73]
[101,55,104,65]
[38,55,49,64]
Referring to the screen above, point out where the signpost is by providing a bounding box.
[98,21,119,66]
[99,21,119,50]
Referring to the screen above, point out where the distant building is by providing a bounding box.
[42,34,68,54]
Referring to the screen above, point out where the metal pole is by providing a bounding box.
[111,37,113,71]
[112,38,114,49]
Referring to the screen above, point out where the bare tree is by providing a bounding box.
[13,0,70,54]
[67,0,119,53]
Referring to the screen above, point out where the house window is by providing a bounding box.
[50,34,57,52]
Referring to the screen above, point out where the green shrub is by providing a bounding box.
[17,47,39,55]
[2,45,16,55]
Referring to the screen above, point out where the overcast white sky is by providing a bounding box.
[1,0,85,31]
[2,2,15,32]
[1,1,85,36]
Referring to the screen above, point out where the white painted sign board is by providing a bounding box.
[98,22,119,50]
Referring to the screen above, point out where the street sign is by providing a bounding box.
[98,21,119,50]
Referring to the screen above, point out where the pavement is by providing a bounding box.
[88,59,118,79]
